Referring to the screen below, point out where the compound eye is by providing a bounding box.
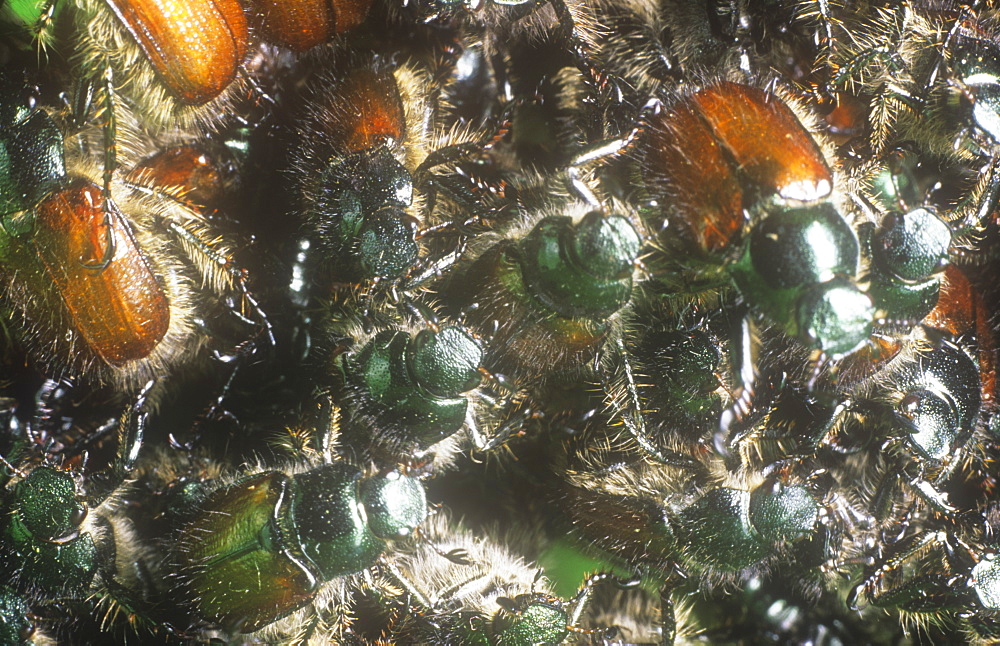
[796,280,874,359]
[873,209,951,283]
[748,483,819,543]
[359,471,427,540]
[898,388,959,461]
[972,555,1000,609]
[409,326,483,397]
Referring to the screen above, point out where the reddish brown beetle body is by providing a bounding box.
[641,81,833,258]
[105,0,248,105]
[924,265,997,405]
[34,179,170,366]
[128,144,235,210]
[74,0,373,133]
[257,0,372,52]
[0,87,260,390]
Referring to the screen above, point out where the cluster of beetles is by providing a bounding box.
[2,0,1000,643]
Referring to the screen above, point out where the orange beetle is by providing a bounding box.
[0,78,261,389]
[72,0,373,132]
[104,0,248,105]
[640,81,833,260]
[256,0,373,52]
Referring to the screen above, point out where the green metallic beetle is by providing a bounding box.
[726,200,874,359]
[0,384,152,640]
[331,317,527,467]
[1,466,103,595]
[0,585,53,646]
[355,514,623,645]
[935,31,1000,157]
[438,180,686,465]
[0,71,269,392]
[638,81,875,362]
[823,0,1000,161]
[855,148,969,327]
[0,72,65,230]
[859,205,952,325]
[447,201,643,382]
[562,447,837,646]
[600,297,738,469]
[169,417,430,639]
[292,52,496,304]
[633,327,726,446]
[847,524,1000,641]
[825,338,983,518]
[672,482,822,571]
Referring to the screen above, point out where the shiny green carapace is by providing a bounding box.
[176,463,427,632]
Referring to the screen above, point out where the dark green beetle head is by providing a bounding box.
[731,201,874,358]
[407,326,483,398]
[747,202,859,291]
[355,206,420,279]
[3,466,98,593]
[796,279,875,358]
[358,470,427,540]
[12,467,86,541]
[520,211,641,320]
[873,209,951,284]
[493,593,570,646]
[972,554,1000,609]
[0,585,33,645]
[569,211,642,280]
[870,153,921,213]
[641,328,722,397]
[312,147,418,281]
[0,73,34,130]
[894,342,980,461]
[865,208,951,323]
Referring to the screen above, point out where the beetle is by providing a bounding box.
[356,514,626,644]
[163,409,431,640]
[0,73,267,391]
[0,382,156,641]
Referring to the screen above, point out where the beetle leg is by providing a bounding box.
[613,337,708,472]
[564,99,660,208]
[161,217,274,348]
